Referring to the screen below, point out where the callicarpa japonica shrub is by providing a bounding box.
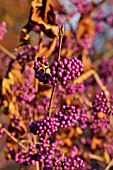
[1,0,113,170]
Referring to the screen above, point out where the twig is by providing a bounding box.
[58,25,64,60]
[89,154,104,162]
[48,86,56,117]
[74,69,95,84]
[93,71,110,98]
[0,44,16,60]
[105,159,113,170]
[48,26,64,117]
[0,124,26,150]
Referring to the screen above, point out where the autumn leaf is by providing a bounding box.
[18,0,58,48]
[2,68,23,97]
[76,15,95,41]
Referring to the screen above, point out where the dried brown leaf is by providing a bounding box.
[18,0,58,48]
[76,15,95,41]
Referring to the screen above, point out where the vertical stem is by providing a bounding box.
[58,25,64,60]
[48,25,64,117]
[35,31,43,93]
[48,86,56,117]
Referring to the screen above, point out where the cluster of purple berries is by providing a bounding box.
[90,113,109,133]
[77,108,90,130]
[29,116,60,138]
[64,82,85,95]
[9,147,35,165]
[31,139,56,167]
[71,0,91,15]
[34,56,83,86]
[55,105,80,128]
[16,45,38,67]
[50,57,83,86]
[34,56,51,84]
[30,105,80,138]
[92,92,109,114]
[13,82,35,103]
[53,156,86,170]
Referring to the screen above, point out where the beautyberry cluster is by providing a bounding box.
[34,56,51,84]
[50,57,83,86]
[55,105,80,128]
[53,156,86,170]
[30,139,56,168]
[92,92,109,114]
[64,82,85,95]
[29,116,60,138]
[34,56,83,86]
[90,113,109,133]
[16,45,38,68]
[9,147,35,165]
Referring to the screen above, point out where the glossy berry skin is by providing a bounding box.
[30,139,56,167]
[55,105,80,128]
[29,116,60,138]
[34,56,83,87]
[50,57,83,86]
[92,92,109,114]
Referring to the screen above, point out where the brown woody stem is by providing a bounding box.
[93,71,110,98]
[105,159,113,170]
[89,154,104,162]
[48,26,64,117]
[58,25,64,60]
[0,124,26,150]
[48,86,56,117]
[0,44,16,60]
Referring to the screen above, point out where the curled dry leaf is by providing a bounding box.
[18,0,58,48]
[2,66,23,117]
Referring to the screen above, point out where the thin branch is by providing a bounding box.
[48,26,64,117]
[93,71,110,98]
[74,69,95,84]
[89,154,104,162]
[0,124,27,150]
[48,86,56,117]
[0,44,16,60]
[105,159,113,170]
[58,25,64,60]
